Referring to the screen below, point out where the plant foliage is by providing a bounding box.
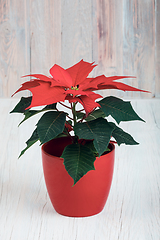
[10,59,148,184]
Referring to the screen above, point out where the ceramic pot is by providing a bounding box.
[41,136,115,217]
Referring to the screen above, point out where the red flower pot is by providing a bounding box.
[41,137,115,217]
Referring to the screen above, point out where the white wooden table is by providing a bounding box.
[0,98,160,240]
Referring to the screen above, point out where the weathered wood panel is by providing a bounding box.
[0,0,30,97]
[61,0,93,68]
[30,0,61,74]
[95,0,124,97]
[122,0,155,98]
[156,0,160,98]
[95,0,156,98]
[96,0,123,75]
[0,0,159,98]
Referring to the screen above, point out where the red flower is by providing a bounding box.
[12,59,148,115]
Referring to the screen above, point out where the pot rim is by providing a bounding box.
[41,136,115,159]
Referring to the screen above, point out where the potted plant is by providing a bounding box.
[10,59,148,217]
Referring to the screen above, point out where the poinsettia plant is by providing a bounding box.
[10,59,148,185]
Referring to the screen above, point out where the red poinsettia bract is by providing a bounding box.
[12,59,148,115]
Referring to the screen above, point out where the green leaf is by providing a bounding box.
[19,128,39,158]
[76,109,105,122]
[67,120,72,126]
[76,111,85,120]
[99,96,145,124]
[85,109,106,121]
[42,103,57,111]
[84,141,110,157]
[19,103,57,126]
[84,141,97,153]
[54,133,69,139]
[74,117,114,156]
[61,143,96,185]
[10,97,32,113]
[109,122,139,145]
[36,111,66,144]
[19,110,39,126]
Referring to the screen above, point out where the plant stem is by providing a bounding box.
[72,103,77,126]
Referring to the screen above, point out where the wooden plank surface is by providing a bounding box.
[155,0,160,98]
[61,0,93,68]
[0,0,30,97]
[30,0,61,74]
[96,0,123,75]
[0,98,160,240]
[95,0,124,98]
[122,0,155,99]
[0,1,159,98]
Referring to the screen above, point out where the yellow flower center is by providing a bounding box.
[71,86,79,90]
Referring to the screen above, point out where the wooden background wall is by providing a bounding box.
[0,0,159,98]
